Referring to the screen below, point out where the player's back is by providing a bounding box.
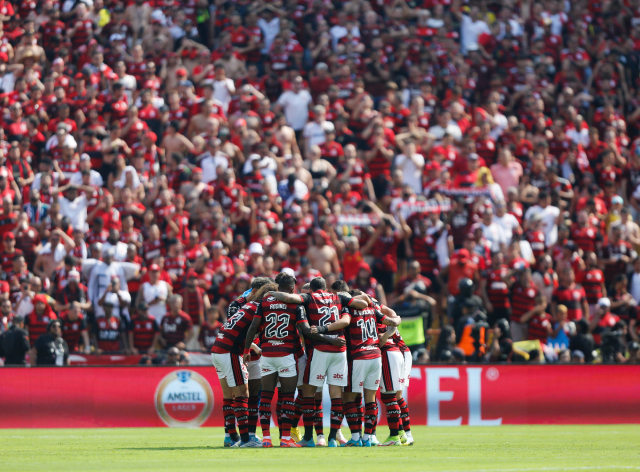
[258,296,305,357]
[302,290,347,353]
[211,301,259,355]
[347,305,385,360]
[373,299,401,353]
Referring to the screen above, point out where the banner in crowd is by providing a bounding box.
[1,365,639,428]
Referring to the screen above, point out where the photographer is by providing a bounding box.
[601,320,628,364]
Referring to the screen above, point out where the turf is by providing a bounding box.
[1,425,639,472]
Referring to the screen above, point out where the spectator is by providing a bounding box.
[0,315,29,365]
[32,319,69,366]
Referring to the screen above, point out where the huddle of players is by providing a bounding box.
[209,273,414,448]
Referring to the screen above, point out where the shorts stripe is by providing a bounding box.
[303,349,313,385]
[381,351,394,392]
[230,354,244,386]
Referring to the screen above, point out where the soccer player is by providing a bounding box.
[228,277,272,444]
[211,282,277,448]
[332,288,400,447]
[377,300,408,446]
[393,328,414,445]
[267,277,370,447]
[243,273,345,447]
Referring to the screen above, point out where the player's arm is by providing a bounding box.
[267,291,306,304]
[377,309,400,327]
[348,294,370,309]
[312,311,351,334]
[243,308,263,363]
[378,326,396,346]
[297,321,346,347]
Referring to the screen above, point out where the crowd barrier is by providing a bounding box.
[1,365,639,428]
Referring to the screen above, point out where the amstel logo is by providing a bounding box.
[155,370,214,427]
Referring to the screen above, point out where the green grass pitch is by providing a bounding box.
[1,425,639,472]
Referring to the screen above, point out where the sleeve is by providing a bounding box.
[80,317,88,331]
[338,293,353,307]
[300,293,312,307]
[296,305,308,324]
[375,309,387,324]
[254,303,264,321]
[153,319,160,332]
[185,315,193,331]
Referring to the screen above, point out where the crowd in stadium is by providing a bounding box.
[2,0,640,366]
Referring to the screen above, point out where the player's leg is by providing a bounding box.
[212,352,243,446]
[314,390,324,442]
[278,361,301,448]
[361,357,382,446]
[380,351,403,446]
[258,358,279,448]
[355,393,364,436]
[398,350,413,445]
[247,360,262,442]
[325,352,348,447]
[342,359,362,446]
[397,391,413,445]
[223,354,253,446]
[298,350,325,445]
[289,353,306,443]
[220,378,241,444]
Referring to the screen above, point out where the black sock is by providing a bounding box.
[328,429,337,440]
[304,425,314,441]
[390,428,399,437]
[230,433,240,442]
[241,432,251,442]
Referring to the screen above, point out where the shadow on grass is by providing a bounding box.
[117,446,230,451]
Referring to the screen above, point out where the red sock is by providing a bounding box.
[248,395,260,434]
[280,393,296,438]
[292,395,303,428]
[381,393,400,435]
[344,401,359,434]
[364,401,378,435]
[223,398,237,436]
[398,396,411,432]
[259,390,274,438]
[329,398,343,440]
[302,397,316,441]
[314,398,324,435]
[233,396,250,442]
[355,394,364,434]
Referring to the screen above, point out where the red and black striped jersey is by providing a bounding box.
[25,312,57,347]
[552,285,586,321]
[256,296,307,357]
[60,313,87,352]
[300,290,354,353]
[581,269,605,304]
[160,311,193,347]
[510,282,539,323]
[392,331,409,353]
[372,299,400,353]
[343,305,386,360]
[211,301,259,355]
[128,315,160,350]
[484,266,510,309]
[527,313,552,342]
[94,316,124,352]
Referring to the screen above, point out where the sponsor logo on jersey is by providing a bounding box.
[155,370,214,427]
[316,374,326,380]
[333,373,344,380]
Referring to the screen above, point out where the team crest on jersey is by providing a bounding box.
[155,370,214,427]
[572,291,581,300]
